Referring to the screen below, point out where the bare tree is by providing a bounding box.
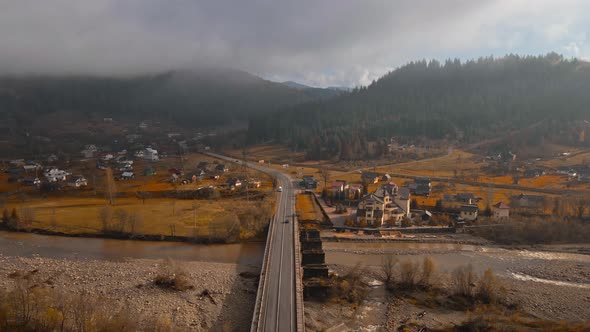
[399,260,420,287]
[319,167,331,189]
[104,168,117,205]
[452,264,476,297]
[98,206,112,233]
[419,257,436,288]
[128,212,143,236]
[114,209,128,233]
[380,254,398,290]
[19,207,35,230]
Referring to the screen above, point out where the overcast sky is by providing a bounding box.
[1,0,589,87]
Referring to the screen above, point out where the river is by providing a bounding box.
[324,241,590,288]
[1,231,588,288]
[0,231,264,266]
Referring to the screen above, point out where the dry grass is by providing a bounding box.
[0,273,179,332]
[4,195,273,240]
[2,153,274,240]
[296,193,324,221]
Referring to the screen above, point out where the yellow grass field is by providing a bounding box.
[5,196,270,238]
[1,153,275,239]
[296,193,324,222]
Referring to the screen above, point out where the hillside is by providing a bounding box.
[247,53,590,160]
[0,67,340,153]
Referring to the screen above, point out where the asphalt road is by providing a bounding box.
[205,153,298,331]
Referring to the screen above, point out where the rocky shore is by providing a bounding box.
[0,254,259,331]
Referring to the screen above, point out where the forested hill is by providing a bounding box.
[0,67,340,134]
[247,54,590,159]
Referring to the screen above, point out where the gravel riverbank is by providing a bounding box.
[0,254,259,331]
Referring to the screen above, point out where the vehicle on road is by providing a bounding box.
[277,186,283,192]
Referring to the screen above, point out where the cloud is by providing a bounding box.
[0,0,589,86]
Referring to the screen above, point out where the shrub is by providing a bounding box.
[419,257,436,288]
[452,264,476,297]
[330,264,368,304]
[399,260,420,288]
[154,259,194,291]
[476,268,505,304]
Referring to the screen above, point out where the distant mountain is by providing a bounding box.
[0,67,340,132]
[327,86,352,92]
[248,53,590,160]
[281,81,312,90]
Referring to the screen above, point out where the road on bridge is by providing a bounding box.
[205,153,300,332]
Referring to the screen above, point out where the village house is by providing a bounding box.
[67,175,88,188]
[492,201,510,221]
[510,194,546,212]
[409,177,431,196]
[197,161,210,169]
[347,183,363,200]
[524,168,546,178]
[215,164,229,172]
[356,183,411,227]
[22,177,41,186]
[248,179,262,188]
[80,149,95,158]
[120,171,135,180]
[459,204,478,221]
[301,175,318,189]
[23,162,42,172]
[228,178,242,190]
[10,159,25,167]
[144,148,159,161]
[47,154,58,163]
[441,193,478,210]
[144,167,157,176]
[329,181,348,198]
[44,168,69,182]
[361,172,381,184]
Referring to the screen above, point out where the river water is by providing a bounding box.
[1,231,588,288]
[0,231,264,266]
[324,242,590,288]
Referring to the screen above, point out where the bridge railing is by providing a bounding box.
[250,201,279,331]
[293,213,305,331]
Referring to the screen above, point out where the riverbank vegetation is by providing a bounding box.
[0,195,274,244]
[0,270,178,332]
[471,218,590,245]
[377,256,589,331]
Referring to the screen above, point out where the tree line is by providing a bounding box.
[247,53,590,160]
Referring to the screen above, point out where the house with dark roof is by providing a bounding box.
[524,168,545,178]
[215,164,229,172]
[409,177,431,196]
[442,193,477,210]
[459,204,478,221]
[301,175,318,189]
[361,172,381,184]
[510,194,545,210]
[67,175,88,188]
[356,184,411,227]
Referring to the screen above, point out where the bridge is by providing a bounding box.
[206,153,304,332]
